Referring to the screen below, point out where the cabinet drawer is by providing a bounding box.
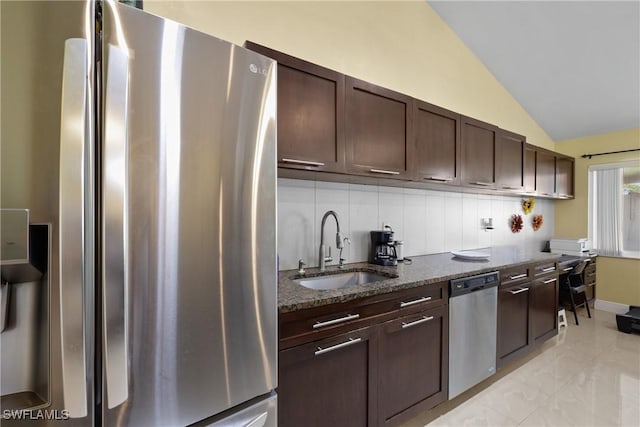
[279,282,447,349]
[280,303,372,348]
[393,282,447,314]
[500,265,531,286]
[585,269,597,286]
[534,262,557,277]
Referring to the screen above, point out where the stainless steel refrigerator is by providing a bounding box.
[0,1,277,425]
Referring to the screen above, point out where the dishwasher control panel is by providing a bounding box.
[450,271,499,297]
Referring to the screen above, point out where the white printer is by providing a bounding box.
[549,238,591,256]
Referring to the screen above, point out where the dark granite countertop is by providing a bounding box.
[278,247,561,313]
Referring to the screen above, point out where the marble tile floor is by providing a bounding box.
[400,309,640,427]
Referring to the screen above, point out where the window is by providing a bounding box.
[588,160,640,258]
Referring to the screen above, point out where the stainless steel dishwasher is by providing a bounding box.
[448,271,499,399]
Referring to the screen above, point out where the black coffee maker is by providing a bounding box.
[370,228,398,266]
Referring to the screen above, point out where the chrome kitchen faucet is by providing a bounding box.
[318,210,344,272]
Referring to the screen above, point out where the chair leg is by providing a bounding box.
[585,296,592,318]
[569,290,579,325]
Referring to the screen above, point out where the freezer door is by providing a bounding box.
[102,3,277,426]
[1,1,95,426]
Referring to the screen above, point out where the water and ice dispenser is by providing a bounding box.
[0,209,50,411]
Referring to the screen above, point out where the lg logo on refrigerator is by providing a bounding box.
[249,63,268,76]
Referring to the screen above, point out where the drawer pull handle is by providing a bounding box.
[543,278,557,284]
[509,287,529,295]
[542,267,556,272]
[313,313,360,329]
[400,296,432,308]
[425,176,453,182]
[470,181,493,187]
[401,316,434,329]
[508,273,528,280]
[315,337,362,356]
[563,267,573,272]
[502,185,523,190]
[281,158,325,167]
[370,168,400,175]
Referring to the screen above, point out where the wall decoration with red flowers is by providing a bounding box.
[510,214,524,233]
[532,214,544,231]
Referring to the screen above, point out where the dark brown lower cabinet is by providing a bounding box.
[378,306,448,426]
[278,326,378,427]
[531,274,559,344]
[497,282,531,368]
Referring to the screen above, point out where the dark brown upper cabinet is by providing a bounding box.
[345,76,413,179]
[535,149,556,197]
[495,129,525,192]
[245,42,346,173]
[523,144,537,194]
[555,156,575,199]
[460,116,497,189]
[413,101,461,185]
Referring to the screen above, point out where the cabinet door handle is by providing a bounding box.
[558,194,572,198]
[370,168,400,175]
[400,296,432,308]
[543,278,557,284]
[424,176,453,182]
[315,337,362,356]
[502,185,523,190]
[401,316,434,329]
[313,313,360,329]
[541,192,554,196]
[563,267,573,272]
[509,287,529,295]
[281,158,325,167]
[470,181,493,186]
[508,273,528,280]
[542,266,556,272]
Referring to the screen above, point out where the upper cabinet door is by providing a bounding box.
[523,144,537,194]
[245,42,346,173]
[555,156,575,199]
[536,150,556,197]
[460,116,497,189]
[495,129,525,191]
[413,101,461,185]
[345,76,413,179]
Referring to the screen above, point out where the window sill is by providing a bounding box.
[596,252,640,261]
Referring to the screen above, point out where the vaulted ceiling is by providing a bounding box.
[428,1,640,142]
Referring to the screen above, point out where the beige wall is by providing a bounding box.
[144,0,554,149]
[145,1,638,305]
[555,128,640,306]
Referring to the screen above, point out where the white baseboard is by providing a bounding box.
[594,299,630,314]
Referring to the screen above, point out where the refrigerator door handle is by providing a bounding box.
[59,38,89,418]
[103,43,130,409]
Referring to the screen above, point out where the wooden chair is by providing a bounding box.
[561,259,592,325]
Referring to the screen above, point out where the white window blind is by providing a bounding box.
[589,160,640,258]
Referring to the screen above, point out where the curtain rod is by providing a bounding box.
[581,148,640,159]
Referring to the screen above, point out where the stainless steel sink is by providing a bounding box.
[293,271,393,290]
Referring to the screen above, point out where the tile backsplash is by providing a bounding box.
[277,178,555,271]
